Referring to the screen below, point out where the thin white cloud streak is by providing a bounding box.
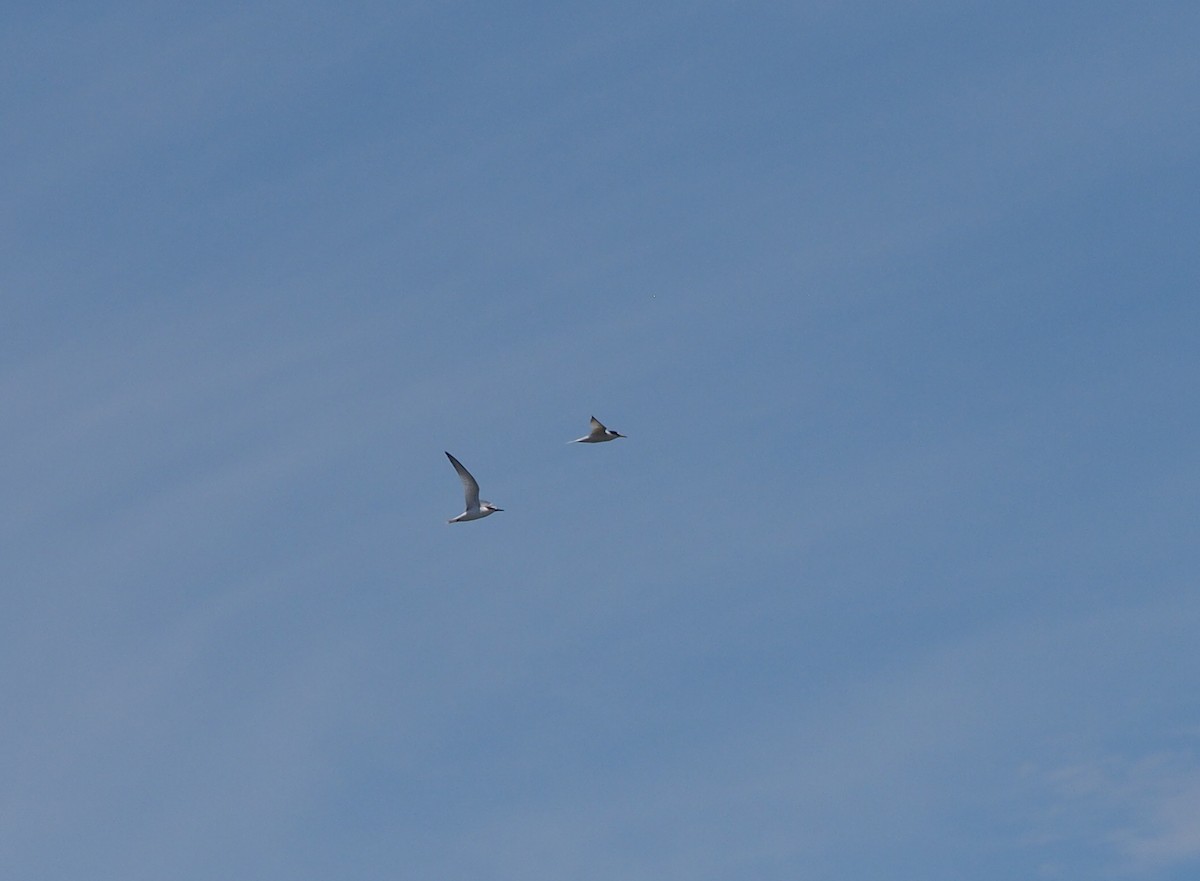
[385,594,1200,880]
[8,569,1191,880]
[1033,751,1200,876]
[1120,772,1200,873]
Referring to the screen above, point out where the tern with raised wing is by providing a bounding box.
[570,416,626,444]
[444,452,503,523]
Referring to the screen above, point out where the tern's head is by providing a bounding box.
[484,503,503,513]
[610,430,626,439]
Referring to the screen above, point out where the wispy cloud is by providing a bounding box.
[1035,749,1200,875]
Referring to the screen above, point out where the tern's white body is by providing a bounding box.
[571,415,626,444]
[445,452,502,523]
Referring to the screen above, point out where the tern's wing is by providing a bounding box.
[588,416,608,437]
[445,452,481,509]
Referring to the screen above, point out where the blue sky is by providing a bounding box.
[3,2,1199,878]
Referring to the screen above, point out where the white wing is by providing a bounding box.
[445,452,481,511]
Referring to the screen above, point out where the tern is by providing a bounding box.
[570,416,626,444]
[444,452,503,523]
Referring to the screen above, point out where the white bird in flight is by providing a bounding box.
[570,415,626,444]
[444,452,503,523]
